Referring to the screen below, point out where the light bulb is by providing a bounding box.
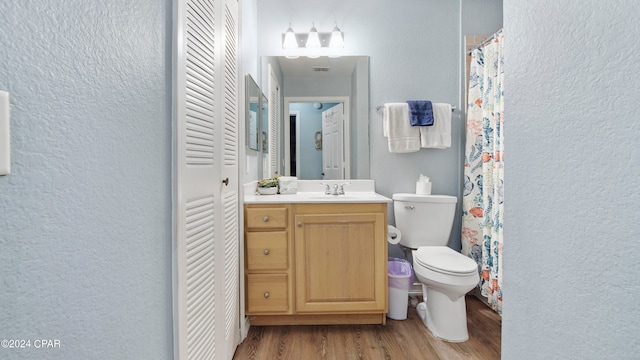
[282,23,298,49]
[329,23,344,48]
[306,22,321,49]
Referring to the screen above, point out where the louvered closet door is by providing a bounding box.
[220,0,240,356]
[174,0,240,359]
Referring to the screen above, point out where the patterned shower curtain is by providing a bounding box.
[461,30,504,314]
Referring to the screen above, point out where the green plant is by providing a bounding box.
[257,175,279,188]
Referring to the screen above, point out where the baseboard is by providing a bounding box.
[470,287,487,303]
[240,316,250,342]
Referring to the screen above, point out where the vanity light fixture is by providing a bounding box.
[281,22,345,58]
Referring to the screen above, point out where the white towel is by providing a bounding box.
[420,103,451,149]
[383,103,420,153]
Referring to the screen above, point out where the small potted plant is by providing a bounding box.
[256,175,279,195]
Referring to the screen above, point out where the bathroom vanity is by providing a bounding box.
[243,181,391,325]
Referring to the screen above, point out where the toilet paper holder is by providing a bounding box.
[388,225,402,245]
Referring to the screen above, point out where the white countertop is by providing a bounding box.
[243,180,392,204]
[244,191,392,204]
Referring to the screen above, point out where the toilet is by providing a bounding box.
[393,193,479,342]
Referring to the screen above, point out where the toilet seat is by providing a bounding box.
[414,246,477,276]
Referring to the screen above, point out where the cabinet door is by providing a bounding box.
[294,212,386,313]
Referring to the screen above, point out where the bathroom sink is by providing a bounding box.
[295,192,387,202]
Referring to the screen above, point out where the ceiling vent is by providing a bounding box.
[312,66,330,72]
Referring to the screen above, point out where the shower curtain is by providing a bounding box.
[461,30,504,314]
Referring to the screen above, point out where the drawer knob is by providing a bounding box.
[263,292,270,299]
[296,221,302,227]
[263,216,269,222]
[263,249,270,255]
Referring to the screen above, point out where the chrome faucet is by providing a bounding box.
[320,182,351,195]
[320,183,331,195]
[337,182,351,195]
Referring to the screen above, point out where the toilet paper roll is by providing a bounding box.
[416,181,432,195]
[388,225,402,245]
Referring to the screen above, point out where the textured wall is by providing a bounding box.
[0,1,173,359]
[256,0,502,250]
[503,1,640,358]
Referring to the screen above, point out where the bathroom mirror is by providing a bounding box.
[261,56,370,179]
[245,75,260,151]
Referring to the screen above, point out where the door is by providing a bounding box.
[294,210,387,313]
[322,103,344,179]
[284,97,350,179]
[173,0,239,359]
[220,0,240,355]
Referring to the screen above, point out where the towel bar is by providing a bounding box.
[376,104,456,113]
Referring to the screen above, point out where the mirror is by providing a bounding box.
[262,56,369,179]
[245,75,260,151]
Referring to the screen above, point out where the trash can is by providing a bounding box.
[387,258,414,320]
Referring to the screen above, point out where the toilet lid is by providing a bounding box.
[414,247,477,275]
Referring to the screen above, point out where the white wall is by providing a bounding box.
[503,1,639,358]
[0,1,172,359]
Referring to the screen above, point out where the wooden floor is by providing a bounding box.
[233,295,501,360]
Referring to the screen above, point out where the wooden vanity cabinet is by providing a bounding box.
[244,202,388,325]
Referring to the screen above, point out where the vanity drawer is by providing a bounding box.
[246,231,288,270]
[246,274,289,313]
[246,207,287,229]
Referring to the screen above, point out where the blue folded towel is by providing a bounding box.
[406,100,434,126]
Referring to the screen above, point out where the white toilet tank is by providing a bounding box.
[392,193,457,249]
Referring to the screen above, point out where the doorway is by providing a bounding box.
[284,97,350,179]
[289,112,298,176]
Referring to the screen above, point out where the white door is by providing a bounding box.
[220,0,240,356]
[322,103,345,180]
[173,0,239,359]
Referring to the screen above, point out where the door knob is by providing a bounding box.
[263,292,270,298]
[263,216,269,222]
[263,249,270,255]
[296,221,302,227]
